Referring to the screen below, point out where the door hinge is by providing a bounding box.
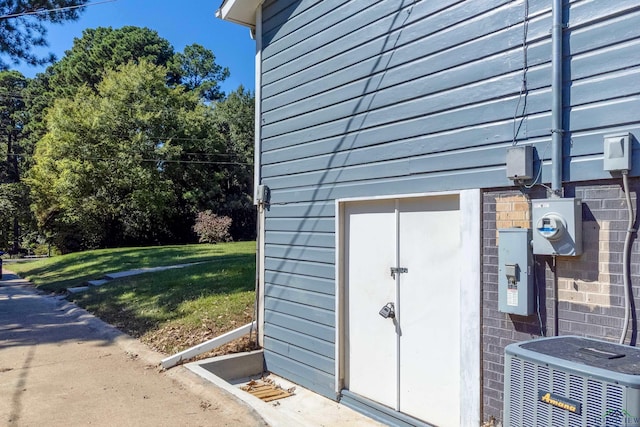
[390,267,408,279]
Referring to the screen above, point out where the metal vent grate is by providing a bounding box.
[507,355,626,426]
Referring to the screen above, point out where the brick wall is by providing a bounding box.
[482,179,640,424]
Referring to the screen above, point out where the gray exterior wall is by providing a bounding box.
[258,0,640,408]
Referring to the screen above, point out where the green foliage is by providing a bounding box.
[0,182,33,249]
[208,86,255,239]
[174,43,230,102]
[0,70,38,251]
[0,70,28,181]
[47,26,177,94]
[28,61,199,250]
[23,26,178,150]
[0,0,89,69]
[5,26,253,251]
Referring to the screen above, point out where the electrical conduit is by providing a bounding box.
[620,171,635,344]
[550,0,564,197]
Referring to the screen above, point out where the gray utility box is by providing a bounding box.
[532,198,583,256]
[498,228,533,316]
[504,336,640,427]
[506,145,534,180]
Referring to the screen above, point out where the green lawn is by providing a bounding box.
[9,242,255,292]
[8,242,258,355]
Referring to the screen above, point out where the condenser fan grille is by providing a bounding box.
[507,357,625,426]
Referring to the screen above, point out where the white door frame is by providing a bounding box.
[335,189,481,426]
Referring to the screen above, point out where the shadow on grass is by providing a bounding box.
[13,242,255,292]
[68,252,256,339]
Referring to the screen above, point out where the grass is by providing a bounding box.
[9,242,258,355]
[9,242,255,292]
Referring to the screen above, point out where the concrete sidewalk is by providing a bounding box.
[0,272,266,427]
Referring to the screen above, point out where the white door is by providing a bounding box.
[345,195,461,426]
[344,199,398,408]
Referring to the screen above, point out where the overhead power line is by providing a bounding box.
[5,152,251,166]
[0,0,118,20]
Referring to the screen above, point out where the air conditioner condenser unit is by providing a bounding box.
[504,336,640,427]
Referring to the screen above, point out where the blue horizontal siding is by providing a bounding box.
[265,270,334,295]
[265,310,335,342]
[568,38,640,82]
[260,95,639,190]
[258,0,640,402]
[263,350,336,400]
[264,2,532,94]
[265,230,335,248]
[265,244,334,264]
[265,217,334,233]
[262,89,548,151]
[264,339,333,376]
[265,257,335,279]
[265,323,334,361]
[266,169,506,205]
[266,201,335,218]
[265,283,334,311]
[570,125,640,158]
[264,295,334,327]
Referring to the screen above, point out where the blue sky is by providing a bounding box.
[8,0,257,95]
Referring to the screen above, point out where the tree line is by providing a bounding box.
[0,25,255,254]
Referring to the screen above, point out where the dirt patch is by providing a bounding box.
[85,304,259,363]
[88,309,260,363]
[141,322,260,363]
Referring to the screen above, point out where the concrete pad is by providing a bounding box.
[66,286,89,293]
[104,262,201,280]
[0,272,266,427]
[186,352,385,427]
[88,279,110,286]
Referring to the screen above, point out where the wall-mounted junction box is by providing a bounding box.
[506,145,534,181]
[255,184,270,204]
[532,198,582,256]
[603,132,631,172]
[499,228,534,316]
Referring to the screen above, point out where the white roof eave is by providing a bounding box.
[216,0,260,29]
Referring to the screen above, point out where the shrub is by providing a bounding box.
[193,211,233,243]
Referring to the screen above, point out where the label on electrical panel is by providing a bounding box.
[507,288,518,306]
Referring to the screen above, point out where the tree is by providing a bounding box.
[0,182,33,252]
[21,28,254,250]
[0,70,27,182]
[28,61,202,250]
[209,86,255,239]
[0,70,33,251]
[174,43,230,102]
[0,0,89,69]
[22,26,179,182]
[24,26,176,130]
[46,26,177,94]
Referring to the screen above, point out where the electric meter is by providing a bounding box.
[531,198,582,256]
[536,213,566,240]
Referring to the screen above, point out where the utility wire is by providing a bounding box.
[0,0,118,20]
[511,0,529,146]
[4,152,251,166]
